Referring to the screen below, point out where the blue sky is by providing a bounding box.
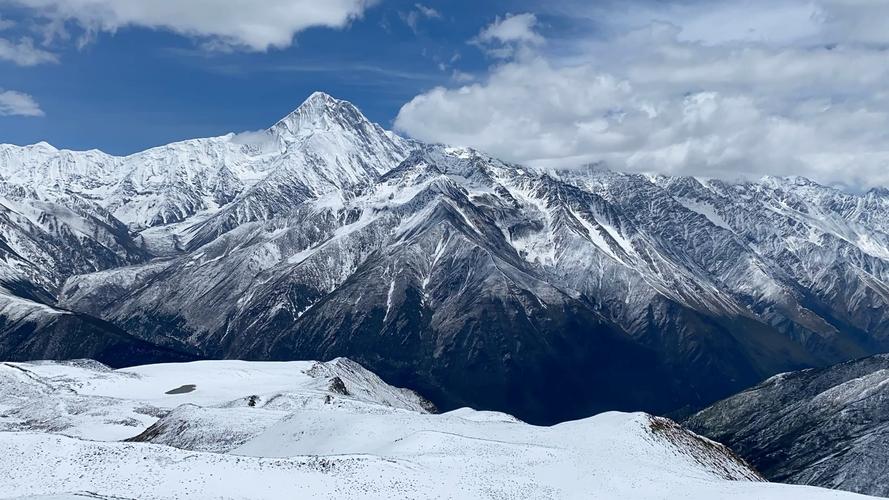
[0,0,532,154]
[3,0,889,189]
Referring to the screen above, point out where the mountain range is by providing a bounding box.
[3,91,889,424]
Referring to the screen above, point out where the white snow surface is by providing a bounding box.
[0,359,876,500]
[0,92,409,233]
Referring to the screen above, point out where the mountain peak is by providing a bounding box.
[270,91,369,140]
[303,91,340,106]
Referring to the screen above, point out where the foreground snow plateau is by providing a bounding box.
[0,359,875,500]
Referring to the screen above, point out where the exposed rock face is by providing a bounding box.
[686,354,889,497]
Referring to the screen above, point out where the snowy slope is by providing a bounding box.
[0,92,410,235]
[0,358,430,441]
[0,359,875,500]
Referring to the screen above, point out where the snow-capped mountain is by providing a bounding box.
[0,359,874,500]
[3,92,889,424]
[686,353,889,498]
[0,92,409,238]
[0,92,408,367]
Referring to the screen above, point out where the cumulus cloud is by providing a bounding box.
[396,2,889,188]
[2,0,377,51]
[0,36,58,65]
[0,89,44,116]
[476,13,544,46]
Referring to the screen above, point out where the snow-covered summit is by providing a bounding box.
[271,91,371,138]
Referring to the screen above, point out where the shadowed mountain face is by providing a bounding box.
[686,354,889,497]
[0,308,195,368]
[4,92,889,423]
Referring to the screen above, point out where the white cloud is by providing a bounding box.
[0,15,15,30]
[549,0,889,46]
[400,3,442,34]
[396,2,889,189]
[0,36,58,65]
[606,0,822,45]
[0,89,44,116]
[451,69,473,83]
[475,13,544,47]
[813,0,889,45]
[414,4,440,19]
[3,0,377,51]
[230,128,277,152]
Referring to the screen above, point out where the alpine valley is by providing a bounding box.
[3,91,889,429]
